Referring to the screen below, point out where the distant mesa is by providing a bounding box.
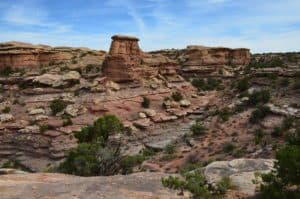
[0,35,251,81]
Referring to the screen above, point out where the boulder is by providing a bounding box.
[33,74,64,87]
[62,71,81,81]
[65,104,86,117]
[105,81,120,91]
[179,99,191,107]
[143,109,156,117]
[203,159,274,196]
[0,114,14,123]
[28,108,45,115]
[133,118,151,129]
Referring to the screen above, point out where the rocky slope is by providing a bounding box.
[0,35,299,199]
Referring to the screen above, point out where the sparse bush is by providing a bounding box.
[285,128,300,145]
[57,143,121,176]
[222,143,235,153]
[141,96,150,108]
[75,115,123,144]
[63,117,73,127]
[39,124,49,133]
[164,143,177,154]
[172,92,183,102]
[216,107,231,122]
[0,66,13,76]
[254,129,265,145]
[247,90,270,106]
[249,105,271,124]
[259,145,300,199]
[237,77,250,92]
[280,78,290,87]
[162,171,212,199]
[85,64,95,73]
[215,176,234,195]
[272,126,283,137]
[190,122,207,136]
[50,99,67,115]
[192,78,221,91]
[120,154,145,174]
[293,79,300,90]
[2,106,11,113]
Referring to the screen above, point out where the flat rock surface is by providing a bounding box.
[0,172,188,199]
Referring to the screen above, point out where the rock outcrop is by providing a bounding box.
[151,45,250,77]
[102,35,144,82]
[0,172,187,199]
[203,159,274,196]
[0,41,105,70]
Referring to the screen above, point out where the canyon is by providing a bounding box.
[0,35,299,199]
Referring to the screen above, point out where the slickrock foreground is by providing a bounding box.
[0,172,188,199]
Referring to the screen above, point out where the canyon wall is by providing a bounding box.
[0,42,105,70]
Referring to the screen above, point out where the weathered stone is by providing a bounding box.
[133,118,151,129]
[28,108,45,115]
[179,99,191,107]
[62,71,81,81]
[0,172,187,199]
[65,104,86,117]
[143,109,156,117]
[105,81,120,91]
[203,159,274,196]
[33,74,64,87]
[0,114,14,123]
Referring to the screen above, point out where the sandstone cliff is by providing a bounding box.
[0,41,106,70]
[150,45,250,77]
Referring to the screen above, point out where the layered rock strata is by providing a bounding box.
[102,35,144,82]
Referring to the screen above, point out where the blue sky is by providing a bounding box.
[0,0,299,53]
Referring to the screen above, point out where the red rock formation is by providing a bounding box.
[150,45,250,76]
[102,35,143,82]
[0,42,105,69]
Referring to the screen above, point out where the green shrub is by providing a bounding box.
[237,77,250,92]
[50,99,67,115]
[85,64,95,73]
[222,143,235,153]
[280,78,290,87]
[39,124,49,133]
[285,128,300,146]
[172,92,183,102]
[75,115,123,144]
[164,143,177,154]
[293,79,300,90]
[141,96,150,108]
[259,145,300,199]
[192,78,206,91]
[192,78,221,91]
[247,90,270,106]
[254,129,265,145]
[0,66,13,76]
[63,117,73,127]
[57,143,121,176]
[190,122,207,136]
[215,176,234,195]
[2,106,11,113]
[120,154,145,174]
[216,107,231,122]
[162,171,212,199]
[249,105,271,124]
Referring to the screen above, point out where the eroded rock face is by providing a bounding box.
[150,45,250,76]
[0,172,188,199]
[102,35,143,82]
[0,41,105,69]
